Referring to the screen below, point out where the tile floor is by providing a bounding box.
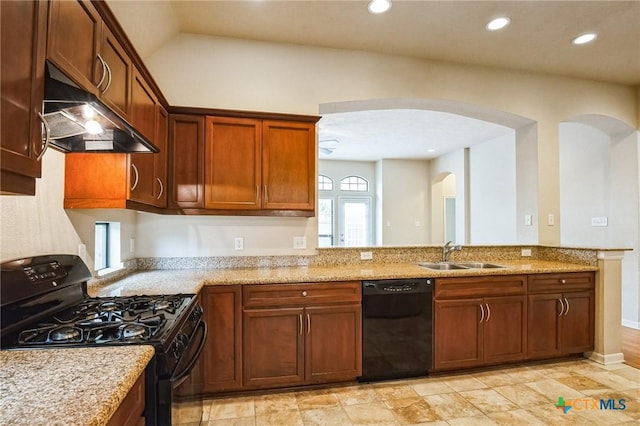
[179,359,640,425]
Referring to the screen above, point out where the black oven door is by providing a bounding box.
[156,320,207,426]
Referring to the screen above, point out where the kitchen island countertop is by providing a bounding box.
[88,259,598,297]
[0,346,154,426]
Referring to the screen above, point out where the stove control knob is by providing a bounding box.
[172,333,189,359]
[191,305,203,322]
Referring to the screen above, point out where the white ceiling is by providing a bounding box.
[108,0,639,162]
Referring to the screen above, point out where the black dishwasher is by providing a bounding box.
[360,278,433,382]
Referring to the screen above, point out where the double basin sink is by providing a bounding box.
[418,261,507,271]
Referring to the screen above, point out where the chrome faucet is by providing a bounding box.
[442,241,462,262]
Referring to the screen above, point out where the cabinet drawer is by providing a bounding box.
[528,272,594,293]
[435,275,527,299]
[243,282,361,308]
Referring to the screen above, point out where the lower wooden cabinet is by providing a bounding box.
[242,282,362,390]
[527,272,595,359]
[433,275,527,371]
[107,371,145,426]
[201,286,243,394]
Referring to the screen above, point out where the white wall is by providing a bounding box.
[377,159,430,246]
[430,150,466,244]
[469,133,517,244]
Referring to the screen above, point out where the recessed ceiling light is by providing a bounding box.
[486,17,510,31]
[427,149,436,153]
[572,32,597,45]
[368,0,392,14]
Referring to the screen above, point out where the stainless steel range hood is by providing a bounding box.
[43,61,159,153]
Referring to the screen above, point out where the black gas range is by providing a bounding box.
[0,254,207,426]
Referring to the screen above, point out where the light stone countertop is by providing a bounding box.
[88,260,598,297]
[0,346,154,426]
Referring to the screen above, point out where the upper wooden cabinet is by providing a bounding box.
[0,0,48,195]
[47,0,133,121]
[168,114,206,209]
[202,116,316,214]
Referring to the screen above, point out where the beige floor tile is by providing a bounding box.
[342,401,398,425]
[609,365,640,382]
[472,371,519,387]
[573,406,636,425]
[556,375,613,396]
[524,379,586,400]
[487,408,548,425]
[295,390,340,410]
[256,408,304,426]
[382,397,442,424]
[373,383,420,401]
[300,406,353,426]
[423,393,482,420]
[254,392,298,415]
[588,371,640,391]
[443,376,488,392]
[446,414,497,425]
[409,379,455,397]
[207,417,256,426]
[504,367,549,383]
[332,385,380,406]
[524,403,595,425]
[209,396,255,420]
[493,382,554,407]
[458,388,519,413]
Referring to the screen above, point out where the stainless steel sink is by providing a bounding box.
[454,262,507,269]
[417,262,469,270]
[417,262,507,270]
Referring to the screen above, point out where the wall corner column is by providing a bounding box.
[589,250,625,364]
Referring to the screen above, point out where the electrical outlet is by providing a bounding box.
[521,248,532,257]
[293,236,306,249]
[360,251,373,260]
[591,216,608,227]
[234,237,244,250]
[129,238,135,253]
[547,214,555,226]
[524,214,532,226]
[78,244,86,258]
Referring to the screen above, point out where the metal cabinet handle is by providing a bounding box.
[36,112,51,161]
[563,298,570,316]
[298,314,303,335]
[130,163,139,191]
[485,303,491,322]
[96,54,108,90]
[255,185,259,203]
[479,304,485,323]
[302,290,307,297]
[156,178,164,199]
[558,298,565,316]
[560,279,567,284]
[103,62,113,94]
[307,313,310,334]
[263,185,268,204]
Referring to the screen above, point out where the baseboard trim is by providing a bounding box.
[586,351,625,365]
[621,319,640,329]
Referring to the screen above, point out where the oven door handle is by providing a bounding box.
[170,320,207,388]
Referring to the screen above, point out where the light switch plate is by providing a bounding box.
[547,214,555,226]
[591,216,608,227]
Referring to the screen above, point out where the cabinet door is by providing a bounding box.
[130,68,157,144]
[168,114,205,209]
[1,0,47,195]
[561,291,594,354]
[305,304,362,384]
[434,298,483,370]
[99,25,132,120]
[483,295,527,364]
[202,286,243,393]
[527,293,562,359]
[153,105,169,208]
[262,120,315,211]
[243,307,305,389]
[47,0,102,92]
[204,117,262,209]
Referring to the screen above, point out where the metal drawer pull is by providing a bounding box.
[263,185,268,204]
[302,290,307,297]
[255,185,259,203]
[36,112,51,162]
[479,304,485,323]
[103,62,113,94]
[563,298,570,316]
[558,298,565,316]
[298,314,303,335]
[561,279,567,284]
[307,313,310,334]
[156,178,164,199]
[485,303,491,322]
[130,163,139,191]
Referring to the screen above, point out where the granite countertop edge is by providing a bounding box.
[0,345,155,426]
[89,260,599,297]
